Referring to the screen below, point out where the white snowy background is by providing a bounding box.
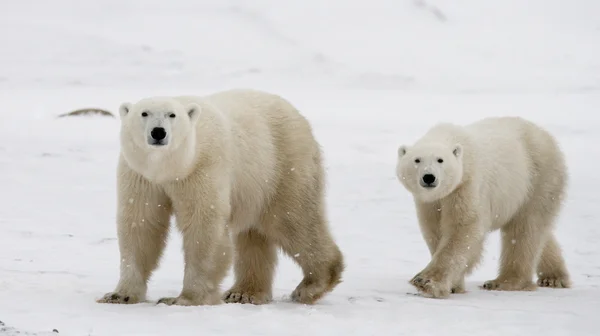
[1,0,599,335]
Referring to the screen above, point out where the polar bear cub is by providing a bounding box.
[396,116,570,298]
[97,89,344,306]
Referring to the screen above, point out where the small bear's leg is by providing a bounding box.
[536,233,571,288]
[482,210,549,291]
[415,202,466,294]
[410,228,485,299]
[223,229,278,305]
[410,188,487,298]
[415,202,442,257]
[97,171,172,304]
[483,141,568,292]
[450,249,481,294]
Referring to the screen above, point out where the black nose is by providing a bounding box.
[151,127,166,140]
[422,174,436,185]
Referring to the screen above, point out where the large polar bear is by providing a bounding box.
[97,89,344,306]
[395,116,570,298]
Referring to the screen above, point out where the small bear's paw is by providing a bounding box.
[222,289,272,305]
[409,269,451,299]
[97,292,141,304]
[157,292,221,306]
[481,278,536,291]
[537,276,571,289]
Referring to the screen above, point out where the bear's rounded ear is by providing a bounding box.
[453,144,463,158]
[186,103,202,123]
[398,145,409,158]
[119,102,132,119]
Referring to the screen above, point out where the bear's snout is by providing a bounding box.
[149,127,168,146]
[420,173,437,188]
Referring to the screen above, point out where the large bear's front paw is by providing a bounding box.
[97,291,142,304]
[222,288,272,305]
[481,278,536,291]
[409,269,452,299]
[537,275,571,289]
[157,292,222,306]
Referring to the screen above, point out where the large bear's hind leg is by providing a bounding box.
[223,229,278,305]
[536,233,571,288]
[272,208,344,305]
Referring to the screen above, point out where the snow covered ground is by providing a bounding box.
[1,1,599,335]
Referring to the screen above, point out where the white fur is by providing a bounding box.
[396,116,570,298]
[397,138,463,204]
[98,89,344,306]
[119,98,202,184]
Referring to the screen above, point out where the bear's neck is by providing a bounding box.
[126,136,198,184]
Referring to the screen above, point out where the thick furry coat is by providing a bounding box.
[396,116,570,298]
[98,89,344,306]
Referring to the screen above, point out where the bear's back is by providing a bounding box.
[464,117,565,229]
[174,89,322,230]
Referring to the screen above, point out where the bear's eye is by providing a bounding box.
[437,158,444,163]
[414,158,421,163]
[169,113,176,118]
[141,112,148,117]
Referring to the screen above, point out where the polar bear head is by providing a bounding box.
[117,97,202,182]
[118,97,201,153]
[396,142,463,203]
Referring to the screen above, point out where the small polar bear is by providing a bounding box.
[97,89,344,306]
[396,116,570,298]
